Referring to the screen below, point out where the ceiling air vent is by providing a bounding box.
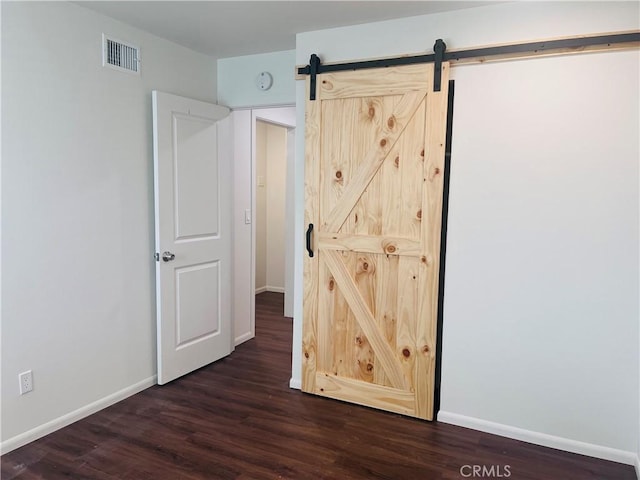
[102,34,140,74]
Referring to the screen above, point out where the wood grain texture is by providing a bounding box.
[330,253,350,379]
[302,78,321,392]
[316,251,332,373]
[396,256,420,394]
[379,95,403,237]
[323,90,427,234]
[1,293,635,480]
[372,253,398,388]
[416,63,450,420]
[323,250,408,390]
[315,373,415,416]
[305,63,446,419]
[341,251,362,381]
[318,232,420,256]
[398,93,426,240]
[318,64,432,100]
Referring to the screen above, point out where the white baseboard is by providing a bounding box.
[634,454,639,479]
[437,411,636,466]
[255,286,285,294]
[235,331,255,346]
[0,376,156,455]
[289,377,301,390]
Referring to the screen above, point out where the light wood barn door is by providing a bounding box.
[302,63,450,420]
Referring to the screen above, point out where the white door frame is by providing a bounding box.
[232,106,296,346]
[251,107,296,318]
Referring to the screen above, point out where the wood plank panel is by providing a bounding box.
[357,97,387,236]
[380,95,403,236]
[315,373,415,416]
[318,233,421,256]
[373,253,398,387]
[353,253,377,382]
[396,256,419,395]
[321,98,353,226]
[301,79,321,392]
[320,98,361,379]
[341,251,361,380]
[323,90,427,233]
[323,250,408,390]
[415,64,450,419]
[316,252,333,373]
[336,98,370,379]
[353,97,383,236]
[398,95,427,240]
[331,252,350,378]
[318,64,432,100]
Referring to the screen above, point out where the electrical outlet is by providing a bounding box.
[19,370,33,395]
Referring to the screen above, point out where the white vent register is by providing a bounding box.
[102,34,139,74]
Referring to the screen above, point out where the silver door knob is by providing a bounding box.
[162,251,175,262]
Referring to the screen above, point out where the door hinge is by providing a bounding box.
[154,252,160,262]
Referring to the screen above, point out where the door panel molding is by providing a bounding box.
[153,90,232,385]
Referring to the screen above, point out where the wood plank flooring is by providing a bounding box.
[1,292,635,479]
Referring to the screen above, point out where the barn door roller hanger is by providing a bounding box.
[299,32,640,101]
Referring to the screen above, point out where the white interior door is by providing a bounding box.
[152,90,232,385]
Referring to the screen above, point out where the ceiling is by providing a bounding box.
[77,1,498,58]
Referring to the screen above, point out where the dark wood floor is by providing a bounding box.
[2,292,634,479]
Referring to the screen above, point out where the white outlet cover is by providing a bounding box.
[19,370,33,395]
[256,71,273,91]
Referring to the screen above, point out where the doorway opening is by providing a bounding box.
[247,107,296,342]
[254,120,288,308]
[231,107,295,348]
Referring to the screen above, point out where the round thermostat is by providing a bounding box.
[256,71,273,91]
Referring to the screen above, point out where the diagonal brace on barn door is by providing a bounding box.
[322,250,409,390]
[323,89,427,233]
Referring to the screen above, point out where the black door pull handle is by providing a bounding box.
[306,223,314,258]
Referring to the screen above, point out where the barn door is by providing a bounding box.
[302,63,450,420]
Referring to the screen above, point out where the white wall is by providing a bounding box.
[255,121,268,290]
[1,1,216,450]
[218,50,296,108]
[255,120,287,293]
[294,0,639,463]
[284,129,296,318]
[265,123,287,292]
